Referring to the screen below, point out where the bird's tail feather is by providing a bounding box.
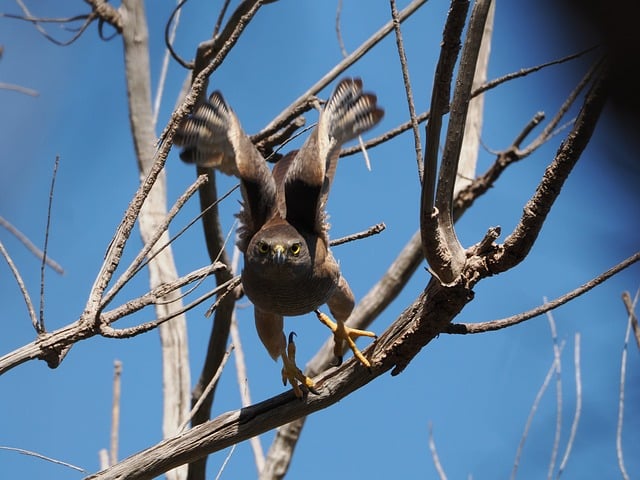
[323,78,384,146]
[174,92,237,174]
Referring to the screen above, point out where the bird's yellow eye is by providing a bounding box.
[289,243,301,256]
[257,241,269,254]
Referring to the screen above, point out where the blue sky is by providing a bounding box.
[1,1,639,479]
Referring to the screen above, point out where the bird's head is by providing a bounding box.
[245,223,314,272]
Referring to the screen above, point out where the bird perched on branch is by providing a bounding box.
[175,78,383,397]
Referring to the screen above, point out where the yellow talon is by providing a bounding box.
[315,310,376,367]
[281,332,317,398]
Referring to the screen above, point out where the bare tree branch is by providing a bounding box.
[511,341,566,480]
[340,47,595,158]
[159,0,271,147]
[329,223,386,247]
[621,291,640,351]
[557,333,582,478]
[616,288,638,480]
[422,0,492,285]
[10,0,98,45]
[0,241,38,332]
[0,446,86,473]
[456,0,493,197]
[420,0,469,282]
[0,216,64,274]
[428,422,448,480]
[85,0,122,32]
[37,155,60,334]
[85,275,474,480]
[119,3,190,479]
[154,0,183,128]
[488,62,608,274]
[100,174,209,309]
[547,311,562,480]
[230,311,265,473]
[260,50,597,472]
[110,360,122,467]
[389,0,423,179]
[0,82,39,96]
[446,251,640,334]
[255,0,428,143]
[179,346,234,433]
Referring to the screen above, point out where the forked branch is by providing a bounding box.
[421,0,492,285]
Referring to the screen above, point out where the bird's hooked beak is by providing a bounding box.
[272,244,286,264]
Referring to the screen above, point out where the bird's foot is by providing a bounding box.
[315,310,376,367]
[281,332,318,398]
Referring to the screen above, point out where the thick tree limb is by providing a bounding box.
[85,276,470,480]
[120,3,191,479]
[421,0,492,285]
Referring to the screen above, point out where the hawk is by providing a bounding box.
[175,78,383,396]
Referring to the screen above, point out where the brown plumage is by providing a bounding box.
[175,78,383,396]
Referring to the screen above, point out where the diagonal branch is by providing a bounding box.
[84,276,470,480]
[446,251,640,334]
[340,46,595,158]
[254,0,428,143]
[488,62,608,274]
[0,216,64,274]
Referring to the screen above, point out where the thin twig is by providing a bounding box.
[159,0,269,145]
[138,183,239,282]
[212,0,233,38]
[110,360,122,467]
[490,61,608,276]
[340,47,595,159]
[0,241,38,331]
[153,0,183,128]
[0,446,87,473]
[214,444,237,480]
[0,12,89,24]
[335,0,348,58]
[519,60,602,157]
[511,341,566,480]
[38,155,60,334]
[14,0,97,45]
[163,0,191,69]
[390,0,423,179]
[621,291,640,351]
[100,274,237,338]
[229,248,265,473]
[99,264,225,326]
[330,223,386,247]
[230,313,265,472]
[179,346,234,433]
[546,309,562,480]
[0,216,64,274]
[428,422,447,480]
[100,174,210,309]
[616,288,638,480]
[0,82,39,96]
[255,0,427,142]
[557,333,581,478]
[446,251,640,334]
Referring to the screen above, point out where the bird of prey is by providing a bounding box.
[175,78,383,396]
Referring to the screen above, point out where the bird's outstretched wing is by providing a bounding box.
[174,91,277,251]
[174,92,238,175]
[282,78,384,236]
